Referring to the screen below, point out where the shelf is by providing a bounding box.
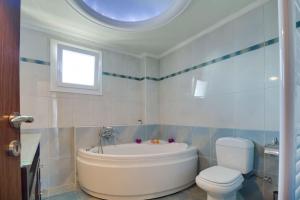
[264,144,279,156]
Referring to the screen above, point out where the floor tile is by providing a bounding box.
[47,185,206,200]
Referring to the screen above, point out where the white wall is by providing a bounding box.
[20,27,147,129]
[159,0,279,131]
[142,57,160,124]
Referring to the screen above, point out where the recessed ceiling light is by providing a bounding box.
[67,0,191,31]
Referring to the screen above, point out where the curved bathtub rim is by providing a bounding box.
[78,145,198,160]
[77,155,199,168]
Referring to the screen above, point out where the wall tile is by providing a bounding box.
[198,156,210,172]
[40,164,49,193]
[144,57,160,78]
[265,43,280,88]
[72,98,98,127]
[48,157,75,188]
[113,125,145,144]
[263,0,279,40]
[233,7,264,51]
[232,48,265,92]
[207,59,236,95]
[191,127,210,157]
[48,97,74,128]
[20,62,50,97]
[173,126,193,144]
[20,28,50,61]
[233,90,265,130]
[145,124,160,140]
[205,22,234,62]
[144,80,160,124]
[40,129,50,166]
[205,94,235,129]
[75,127,99,150]
[265,87,280,131]
[48,128,74,159]
[159,125,178,141]
[191,34,209,68]
[20,96,50,129]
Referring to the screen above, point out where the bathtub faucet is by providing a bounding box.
[98,126,114,154]
[101,126,114,138]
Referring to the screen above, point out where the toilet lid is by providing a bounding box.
[199,166,242,184]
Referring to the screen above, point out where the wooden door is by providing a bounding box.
[0,0,22,199]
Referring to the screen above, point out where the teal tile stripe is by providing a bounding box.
[20,57,50,65]
[102,71,143,81]
[159,37,279,81]
[20,37,279,82]
[101,73,161,81]
[297,21,300,28]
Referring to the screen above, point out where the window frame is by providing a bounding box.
[50,39,102,95]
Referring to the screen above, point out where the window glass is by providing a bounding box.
[61,49,96,86]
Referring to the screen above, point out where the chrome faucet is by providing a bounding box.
[101,126,114,138]
[98,126,114,153]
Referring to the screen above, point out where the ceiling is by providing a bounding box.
[21,0,260,58]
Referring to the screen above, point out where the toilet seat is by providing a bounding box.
[199,166,242,184]
[196,166,244,195]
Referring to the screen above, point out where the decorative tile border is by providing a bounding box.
[159,37,279,81]
[20,57,50,65]
[20,36,280,82]
[102,73,160,81]
[20,57,160,81]
[102,71,143,81]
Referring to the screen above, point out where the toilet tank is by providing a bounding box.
[216,137,254,174]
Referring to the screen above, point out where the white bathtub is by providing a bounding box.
[77,141,198,200]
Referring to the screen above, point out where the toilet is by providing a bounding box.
[196,137,254,200]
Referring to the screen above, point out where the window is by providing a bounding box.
[50,40,102,95]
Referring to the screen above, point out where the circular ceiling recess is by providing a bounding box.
[67,0,191,31]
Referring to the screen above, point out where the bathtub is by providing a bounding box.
[77,141,198,200]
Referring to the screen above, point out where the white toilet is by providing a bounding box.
[196,137,254,200]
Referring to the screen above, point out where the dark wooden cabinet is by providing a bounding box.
[21,145,41,200]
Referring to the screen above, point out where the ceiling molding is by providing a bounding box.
[140,53,160,59]
[21,21,141,59]
[21,19,161,60]
[159,0,271,58]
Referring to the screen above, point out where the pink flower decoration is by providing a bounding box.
[135,138,142,144]
[168,138,175,143]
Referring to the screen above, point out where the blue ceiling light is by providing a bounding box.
[67,0,191,31]
[81,0,173,22]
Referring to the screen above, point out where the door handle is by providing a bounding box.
[9,112,34,128]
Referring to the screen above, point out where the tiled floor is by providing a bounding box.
[46,176,270,200]
[46,185,207,200]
